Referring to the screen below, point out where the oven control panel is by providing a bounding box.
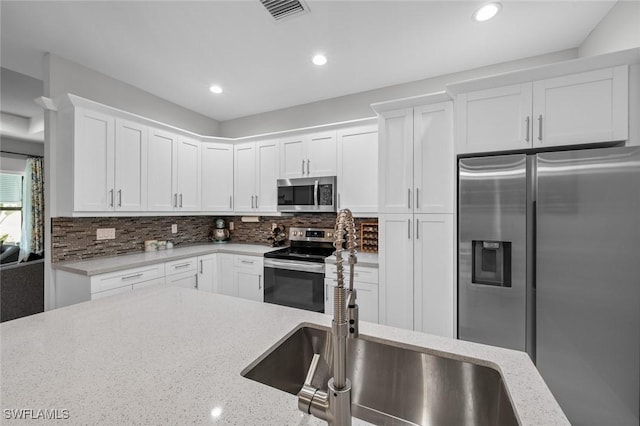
[289,227,335,242]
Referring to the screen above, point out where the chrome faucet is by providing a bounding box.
[298,209,358,426]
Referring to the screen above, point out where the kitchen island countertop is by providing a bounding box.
[0,285,568,425]
[52,243,280,276]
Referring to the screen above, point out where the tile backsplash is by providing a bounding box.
[52,214,378,263]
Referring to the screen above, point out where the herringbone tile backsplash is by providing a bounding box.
[52,214,377,262]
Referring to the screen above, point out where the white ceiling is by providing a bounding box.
[0,1,616,123]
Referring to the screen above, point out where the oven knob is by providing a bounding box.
[327,232,333,238]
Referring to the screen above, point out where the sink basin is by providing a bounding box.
[242,323,518,426]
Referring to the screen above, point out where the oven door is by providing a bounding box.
[264,258,325,313]
[276,176,336,212]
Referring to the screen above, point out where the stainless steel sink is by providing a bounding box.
[242,323,518,426]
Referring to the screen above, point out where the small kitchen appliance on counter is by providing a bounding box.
[268,224,286,247]
[210,218,230,243]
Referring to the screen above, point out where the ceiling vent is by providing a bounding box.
[260,0,309,21]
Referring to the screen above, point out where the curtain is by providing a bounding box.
[18,158,44,262]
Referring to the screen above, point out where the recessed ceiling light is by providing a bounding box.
[473,2,502,22]
[312,54,327,66]
[209,85,223,94]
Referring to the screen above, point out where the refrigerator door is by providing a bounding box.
[458,154,529,352]
[536,146,640,426]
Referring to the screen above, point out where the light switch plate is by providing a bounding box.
[96,228,115,240]
[171,224,178,234]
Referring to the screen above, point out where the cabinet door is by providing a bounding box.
[414,214,454,338]
[355,282,379,324]
[307,131,337,177]
[324,278,335,317]
[280,136,306,178]
[197,254,217,293]
[413,103,454,214]
[217,254,237,297]
[378,110,413,213]
[176,138,201,211]
[74,108,114,211]
[337,126,378,213]
[234,143,256,211]
[147,129,177,211]
[201,143,233,211]
[378,214,414,329]
[255,140,279,212]
[166,272,197,289]
[532,66,628,148]
[114,119,147,211]
[458,83,532,154]
[236,270,264,302]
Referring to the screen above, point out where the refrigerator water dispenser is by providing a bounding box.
[472,241,512,287]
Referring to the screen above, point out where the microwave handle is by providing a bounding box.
[314,180,319,208]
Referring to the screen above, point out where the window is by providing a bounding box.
[0,173,23,244]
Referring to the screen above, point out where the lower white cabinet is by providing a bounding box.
[324,263,379,323]
[379,213,454,337]
[217,254,237,297]
[216,253,264,302]
[165,257,198,289]
[197,254,217,293]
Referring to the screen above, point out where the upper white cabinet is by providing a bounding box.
[147,130,201,212]
[201,143,233,212]
[71,110,147,212]
[457,66,629,153]
[378,102,454,214]
[336,125,378,214]
[280,131,337,178]
[234,140,278,213]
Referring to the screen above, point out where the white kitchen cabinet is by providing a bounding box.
[378,214,454,337]
[165,257,198,290]
[379,102,453,214]
[336,125,378,214]
[217,254,237,297]
[234,140,278,213]
[324,263,379,323]
[280,131,337,178]
[197,254,217,293]
[201,143,233,212]
[71,110,147,212]
[457,66,629,153]
[147,131,201,212]
[234,255,264,302]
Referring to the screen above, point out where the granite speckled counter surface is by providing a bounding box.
[52,243,279,276]
[1,285,568,425]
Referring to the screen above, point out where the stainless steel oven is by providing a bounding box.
[276,176,336,213]
[263,227,336,313]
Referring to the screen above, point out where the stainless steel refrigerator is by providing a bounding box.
[458,146,640,426]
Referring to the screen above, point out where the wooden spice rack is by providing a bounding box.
[359,222,379,253]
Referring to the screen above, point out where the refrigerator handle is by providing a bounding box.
[525,116,530,142]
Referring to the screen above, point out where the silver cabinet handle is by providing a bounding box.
[307,159,310,175]
[416,218,419,239]
[229,195,232,209]
[525,116,530,142]
[416,188,419,210]
[117,189,122,207]
[408,188,411,209]
[251,195,254,208]
[122,273,143,281]
[241,259,255,264]
[200,259,203,274]
[325,284,328,301]
[179,193,183,208]
[337,193,340,209]
[258,275,262,290]
[174,263,190,269]
[301,159,305,175]
[538,115,543,141]
[109,189,114,207]
[173,193,177,208]
[255,195,259,208]
[195,273,198,290]
[408,219,411,239]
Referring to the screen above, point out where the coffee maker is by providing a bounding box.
[211,218,230,243]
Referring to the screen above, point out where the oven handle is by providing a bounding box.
[264,258,325,274]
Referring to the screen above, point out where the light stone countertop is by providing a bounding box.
[325,252,378,268]
[0,285,568,425]
[52,243,280,276]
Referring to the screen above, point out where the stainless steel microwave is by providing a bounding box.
[277,176,336,212]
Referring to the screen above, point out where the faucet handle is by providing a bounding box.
[298,354,330,419]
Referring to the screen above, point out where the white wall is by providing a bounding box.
[579,1,640,58]
[219,49,578,138]
[46,54,220,135]
[1,136,44,157]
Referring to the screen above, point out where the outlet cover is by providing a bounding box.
[171,224,178,234]
[96,228,115,240]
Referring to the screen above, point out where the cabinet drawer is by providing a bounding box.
[90,264,165,294]
[166,271,197,289]
[91,285,133,300]
[325,264,378,284]
[234,255,263,272]
[132,277,165,291]
[165,257,197,276]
